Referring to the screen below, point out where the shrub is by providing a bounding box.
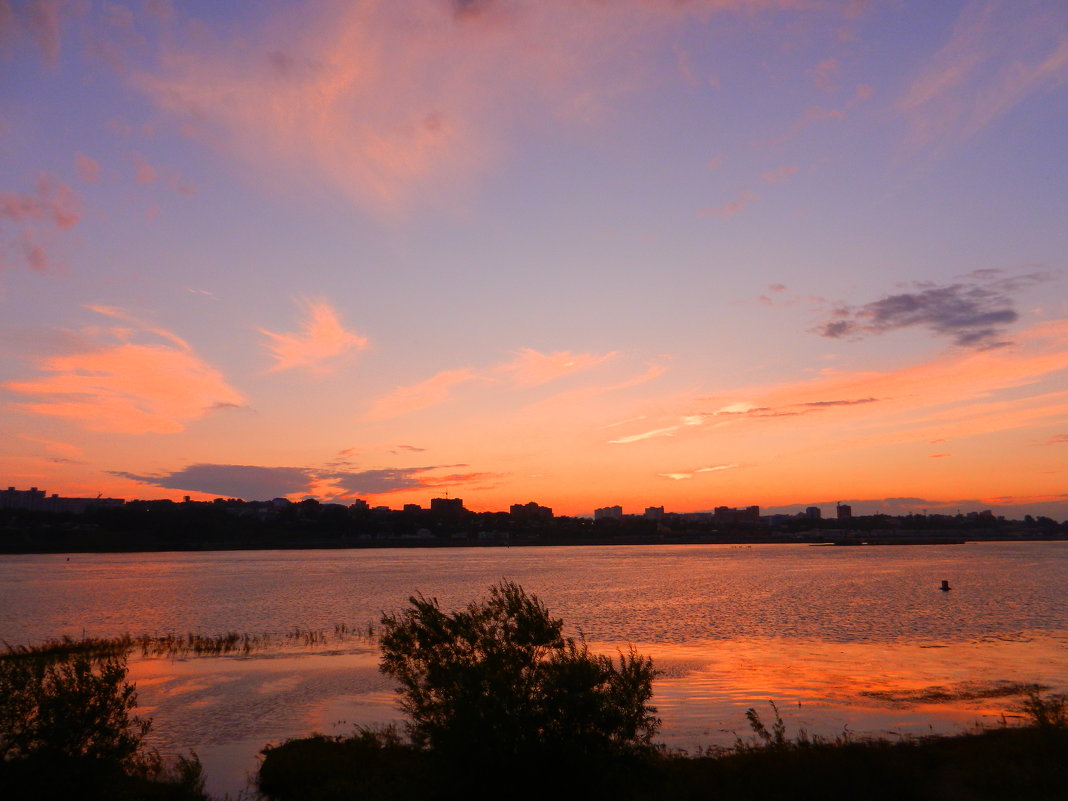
[378,580,660,767]
[1020,690,1068,729]
[0,639,209,801]
[0,643,149,765]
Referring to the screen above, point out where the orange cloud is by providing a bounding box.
[367,346,618,420]
[497,348,616,387]
[366,368,482,421]
[704,319,1068,443]
[259,299,367,372]
[4,307,243,434]
[18,435,85,462]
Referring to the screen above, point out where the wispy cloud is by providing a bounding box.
[367,368,482,421]
[259,299,367,372]
[495,348,617,387]
[814,269,1057,349]
[609,415,703,444]
[367,347,617,420]
[659,463,738,480]
[758,105,845,148]
[705,318,1068,443]
[4,306,244,433]
[807,57,839,90]
[701,189,756,218]
[899,1,1068,152]
[132,1,837,216]
[761,165,799,184]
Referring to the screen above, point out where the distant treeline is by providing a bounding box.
[1,497,1065,554]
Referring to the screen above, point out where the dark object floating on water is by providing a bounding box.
[940,580,952,592]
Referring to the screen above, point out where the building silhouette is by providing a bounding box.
[594,505,623,521]
[0,486,124,514]
[509,501,553,521]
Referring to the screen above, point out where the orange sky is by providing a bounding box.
[2,1,1066,518]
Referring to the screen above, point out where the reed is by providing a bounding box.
[2,622,378,663]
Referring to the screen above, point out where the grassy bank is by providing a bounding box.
[257,711,1068,801]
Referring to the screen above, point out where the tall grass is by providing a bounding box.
[2,622,378,662]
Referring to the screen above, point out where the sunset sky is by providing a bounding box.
[2,0,1067,518]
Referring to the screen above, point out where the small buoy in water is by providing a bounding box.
[940,580,952,592]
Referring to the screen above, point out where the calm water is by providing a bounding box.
[2,542,1067,797]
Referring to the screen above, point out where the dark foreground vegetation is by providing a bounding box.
[257,582,1068,801]
[3,582,1067,800]
[258,715,1068,801]
[0,639,210,801]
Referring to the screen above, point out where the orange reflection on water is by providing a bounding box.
[593,634,1068,749]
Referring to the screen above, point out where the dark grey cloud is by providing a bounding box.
[801,398,879,408]
[112,461,500,501]
[110,464,314,500]
[327,467,435,495]
[711,398,882,418]
[814,269,1057,349]
[327,465,501,496]
[451,0,494,20]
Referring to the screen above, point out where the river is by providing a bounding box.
[2,542,1066,798]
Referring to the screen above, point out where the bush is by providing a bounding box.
[378,580,660,770]
[259,726,428,801]
[0,643,148,765]
[0,639,209,801]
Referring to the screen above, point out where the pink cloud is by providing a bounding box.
[4,308,244,434]
[701,189,757,218]
[808,57,839,90]
[131,151,158,184]
[0,0,64,64]
[0,172,81,271]
[259,299,368,373]
[0,173,80,228]
[75,153,101,183]
[761,165,799,183]
[132,1,840,216]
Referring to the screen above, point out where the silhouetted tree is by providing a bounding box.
[378,581,659,770]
